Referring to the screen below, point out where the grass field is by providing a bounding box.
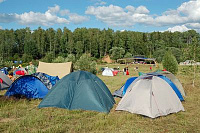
[0,64,200,132]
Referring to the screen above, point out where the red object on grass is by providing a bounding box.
[113,70,119,76]
[15,70,25,75]
[0,78,3,83]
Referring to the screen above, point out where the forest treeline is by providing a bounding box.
[0,27,200,63]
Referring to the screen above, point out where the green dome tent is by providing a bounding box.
[38,71,115,113]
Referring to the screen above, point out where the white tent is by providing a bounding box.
[102,68,114,76]
[116,76,184,118]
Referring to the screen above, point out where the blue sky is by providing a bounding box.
[0,0,200,32]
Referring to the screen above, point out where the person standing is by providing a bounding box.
[27,62,36,75]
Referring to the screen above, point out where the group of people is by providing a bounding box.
[7,62,36,81]
[123,67,129,75]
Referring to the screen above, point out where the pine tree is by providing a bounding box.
[162,51,178,74]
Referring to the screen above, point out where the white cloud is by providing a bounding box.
[0,26,2,29]
[85,5,152,27]
[60,9,89,24]
[154,0,200,26]
[16,11,69,26]
[186,23,200,29]
[0,5,89,26]
[94,0,106,6]
[0,0,6,3]
[165,25,190,32]
[0,13,17,23]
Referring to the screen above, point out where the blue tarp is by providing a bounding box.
[5,75,49,98]
[113,77,137,97]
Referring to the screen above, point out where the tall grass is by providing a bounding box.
[0,64,200,132]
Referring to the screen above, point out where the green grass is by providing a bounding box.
[1,64,200,132]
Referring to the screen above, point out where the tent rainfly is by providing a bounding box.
[116,75,185,118]
[0,71,12,90]
[5,75,49,98]
[39,71,115,113]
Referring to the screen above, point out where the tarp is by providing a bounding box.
[116,76,185,118]
[32,72,59,89]
[0,71,12,90]
[5,75,49,98]
[39,71,115,113]
[37,61,72,79]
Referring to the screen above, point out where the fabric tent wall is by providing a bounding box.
[0,71,12,90]
[136,72,184,101]
[32,72,59,89]
[158,71,185,96]
[116,76,184,118]
[5,75,49,98]
[39,71,115,113]
[113,77,137,97]
[37,61,72,79]
[102,68,114,76]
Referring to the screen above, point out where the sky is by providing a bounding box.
[0,0,200,33]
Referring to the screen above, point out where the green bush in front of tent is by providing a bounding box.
[75,54,97,74]
[162,51,178,74]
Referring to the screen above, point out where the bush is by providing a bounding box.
[52,56,66,63]
[22,54,33,63]
[162,51,178,74]
[66,54,76,63]
[75,54,97,74]
[41,52,54,63]
[124,52,133,58]
[109,47,125,60]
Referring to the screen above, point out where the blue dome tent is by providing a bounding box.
[5,75,49,99]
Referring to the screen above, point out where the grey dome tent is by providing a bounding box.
[116,75,184,118]
[0,71,12,90]
[157,71,185,96]
[39,71,115,113]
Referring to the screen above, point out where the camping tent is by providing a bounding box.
[5,75,49,98]
[0,71,12,90]
[37,61,72,79]
[32,72,59,89]
[157,71,185,96]
[140,71,185,98]
[0,68,8,75]
[116,75,185,118]
[39,71,115,113]
[134,73,184,101]
[113,77,137,97]
[102,68,114,76]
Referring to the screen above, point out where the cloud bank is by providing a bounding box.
[0,5,89,26]
[85,0,200,32]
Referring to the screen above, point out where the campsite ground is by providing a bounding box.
[0,64,200,132]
